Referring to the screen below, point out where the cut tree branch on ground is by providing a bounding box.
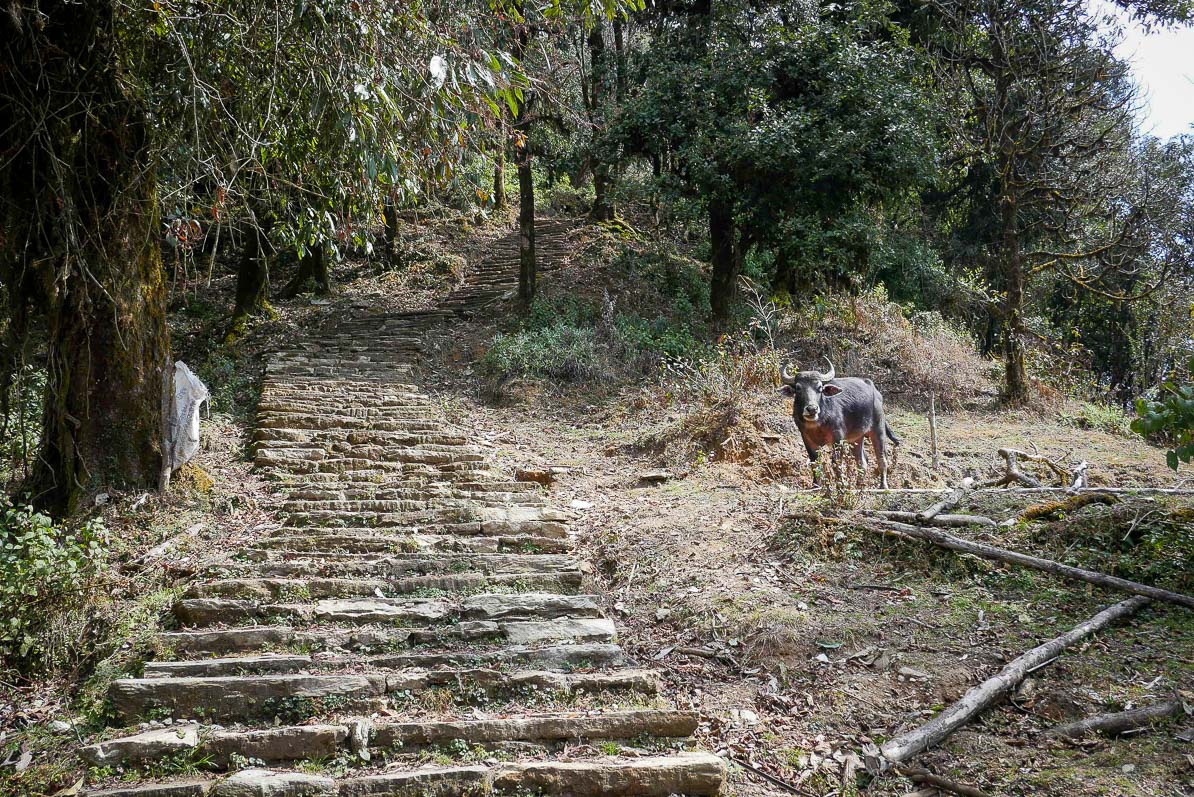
[869,509,996,528]
[865,518,1194,610]
[880,596,1150,763]
[916,477,974,522]
[1019,492,1118,522]
[1044,699,1184,739]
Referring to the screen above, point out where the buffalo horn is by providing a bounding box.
[819,358,836,382]
[780,363,798,384]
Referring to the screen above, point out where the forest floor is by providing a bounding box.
[3,211,1191,797]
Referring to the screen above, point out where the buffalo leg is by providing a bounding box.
[806,443,821,486]
[871,429,889,489]
[853,440,868,485]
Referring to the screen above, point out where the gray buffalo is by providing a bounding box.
[778,359,900,488]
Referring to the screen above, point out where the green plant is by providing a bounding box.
[0,500,107,669]
[1132,358,1194,470]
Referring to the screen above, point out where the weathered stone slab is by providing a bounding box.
[211,769,335,797]
[373,710,698,748]
[205,726,347,766]
[110,674,387,722]
[85,781,210,797]
[460,593,599,621]
[79,725,200,766]
[143,655,312,679]
[337,766,488,797]
[490,752,726,796]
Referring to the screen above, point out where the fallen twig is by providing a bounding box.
[894,765,992,797]
[880,596,1150,763]
[1044,698,1183,739]
[865,518,1194,610]
[729,755,817,796]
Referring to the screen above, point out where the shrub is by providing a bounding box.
[481,325,602,383]
[1,500,108,670]
[1132,357,1194,470]
[782,286,995,408]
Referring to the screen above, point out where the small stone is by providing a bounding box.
[49,720,73,735]
[898,667,931,680]
[814,654,830,664]
[1121,764,1135,774]
[570,500,593,510]
[655,608,672,621]
[739,709,759,725]
[639,471,672,484]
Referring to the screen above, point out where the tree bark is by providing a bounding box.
[709,197,740,324]
[0,2,170,514]
[881,596,1150,763]
[512,1,536,305]
[588,22,615,222]
[229,216,273,338]
[284,243,331,296]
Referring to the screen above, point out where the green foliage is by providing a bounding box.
[0,501,107,668]
[482,324,603,382]
[0,365,45,489]
[1132,358,1194,470]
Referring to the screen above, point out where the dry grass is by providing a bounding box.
[780,287,998,410]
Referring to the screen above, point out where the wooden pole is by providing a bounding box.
[869,519,1194,610]
[869,510,995,528]
[929,393,940,472]
[880,596,1150,763]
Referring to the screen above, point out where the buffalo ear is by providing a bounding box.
[822,383,843,396]
[778,385,796,397]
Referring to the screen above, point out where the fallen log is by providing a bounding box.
[1019,492,1119,522]
[1044,699,1183,739]
[880,596,1150,763]
[867,518,1194,611]
[870,510,996,528]
[916,478,974,522]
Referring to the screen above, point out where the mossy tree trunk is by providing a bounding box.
[0,1,170,514]
[285,243,331,297]
[228,213,273,338]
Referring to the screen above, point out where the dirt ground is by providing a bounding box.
[415,337,1194,797]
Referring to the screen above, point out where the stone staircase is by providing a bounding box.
[80,219,726,797]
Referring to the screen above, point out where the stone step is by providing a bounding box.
[109,668,659,722]
[142,642,623,678]
[184,571,582,599]
[84,751,725,797]
[155,616,617,658]
[249,532,573,555]
[173,592,602,628]
[229,551,577,577]
[81,711,698,769]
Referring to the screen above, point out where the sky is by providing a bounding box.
[1094,1,1194,139]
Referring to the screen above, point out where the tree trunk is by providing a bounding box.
[588,22,615,222]
[613,18,628,103]
[285,243,331,297]
[493,112,508,211]
[709,198,740,324]
[513,1,536,306]
[1000,199,1030,405]
[229,216,273,339]
[0,2,170,514]
[383,192,401,264]
[517,154,536,305]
